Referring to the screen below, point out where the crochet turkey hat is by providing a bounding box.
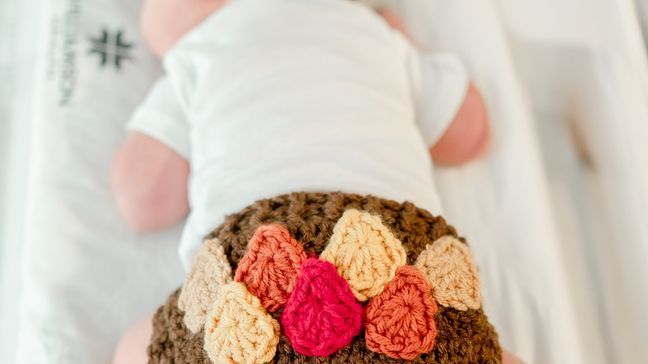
[148,192,501,363]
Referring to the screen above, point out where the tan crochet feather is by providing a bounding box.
[178,238,233,333]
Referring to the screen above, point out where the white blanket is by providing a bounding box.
[393,1,583,362]
[14,0,648,363]
[0,0,38,362]
[15,0,184,362]
[498,0,648,361]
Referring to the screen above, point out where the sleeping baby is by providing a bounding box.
[111,0,520,363]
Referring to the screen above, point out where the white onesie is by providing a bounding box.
[128,0,469,269]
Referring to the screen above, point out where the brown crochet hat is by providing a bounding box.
[148,192,501,363]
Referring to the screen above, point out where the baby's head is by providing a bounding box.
[140,0,229,58]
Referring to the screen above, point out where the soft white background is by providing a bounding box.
[2,0,647,363]
[1,0,37,362]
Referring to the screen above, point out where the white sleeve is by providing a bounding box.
[410,50,470,146]
[127,76,190,159]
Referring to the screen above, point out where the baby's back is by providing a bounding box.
[164,0,441,266]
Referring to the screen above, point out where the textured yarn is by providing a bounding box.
[415,236,481,310]
[203,281,280,364]
[234,224,307,312]
[281,258,363,357]
[151,290,502,364]
[148,192,502,363]
[365,265,438,360]
[320,209,407,301]
[178,238,232,333]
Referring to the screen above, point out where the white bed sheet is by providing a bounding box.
[392,1,585,362]
[498,0,648,361]
[15,0,184,363]
[14,0,621,363]
[0,0,40,362]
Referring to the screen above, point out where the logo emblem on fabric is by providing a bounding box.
[88,28,133,69]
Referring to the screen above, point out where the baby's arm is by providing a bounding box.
[413,54,491,166]
[429,83,490,165]
[111,132,189,232]
[111,76,191,232]
[112,0,227,232]
[379,8,490,166]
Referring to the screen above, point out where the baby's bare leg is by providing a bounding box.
[113,315,153,364]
